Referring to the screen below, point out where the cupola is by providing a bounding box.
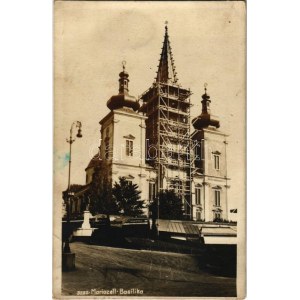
[192,84,220,129]
[106,61,140,111]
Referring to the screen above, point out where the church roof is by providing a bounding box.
[156,23,179,84]
[65,184,85,193]
[62,184,91,199]
[85,154,102,171]
[107,94,139,111]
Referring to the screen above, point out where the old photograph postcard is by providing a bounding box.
[53,1,246,298]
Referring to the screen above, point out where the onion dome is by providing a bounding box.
[192,84,220,129]
[107,61,140,111]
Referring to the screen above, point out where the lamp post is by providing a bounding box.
[63,121,82,255]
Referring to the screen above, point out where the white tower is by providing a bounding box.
[191,85,230,222]
[85,63,154,212]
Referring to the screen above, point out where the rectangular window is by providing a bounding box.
[214,212,221,220]
[149,182,156,201]
[214,190,221,206]
[214,155,220,170]
[195,188,201,205]
[196,209,201,221]
[126,140,133,156]
[173,180,183,196]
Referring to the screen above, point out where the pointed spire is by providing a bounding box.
[156,22,178,84]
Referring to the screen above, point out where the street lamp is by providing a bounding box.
[63,121,82,256]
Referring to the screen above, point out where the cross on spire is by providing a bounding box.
[122,60,126,71]
[204,82,208,95]
[156,23,178,84]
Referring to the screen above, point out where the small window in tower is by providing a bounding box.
[214,190,221,207]
[126,140,133,156]
[196,209,201,221]
[214,155,220,170]
[195,188,201,205]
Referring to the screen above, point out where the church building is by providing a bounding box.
[85,24,230,222]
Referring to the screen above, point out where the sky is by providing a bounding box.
[54,1,246,214]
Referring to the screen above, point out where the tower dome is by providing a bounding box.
[192,84,220,129]
[106,62,140,111]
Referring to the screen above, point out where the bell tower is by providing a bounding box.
[140,23,194,219]
[191,84,229,222]
[86,63,153,213]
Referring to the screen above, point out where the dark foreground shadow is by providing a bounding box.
[87,226,236,278]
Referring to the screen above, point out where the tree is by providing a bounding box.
[88,166,118,217]
[112,177,144,217]
[149,190,183,221]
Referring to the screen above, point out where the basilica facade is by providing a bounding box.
[85,25,230,222]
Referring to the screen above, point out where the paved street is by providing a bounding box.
[62,242,236,297]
